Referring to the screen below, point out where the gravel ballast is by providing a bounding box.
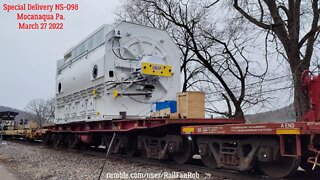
[0,141,216,180]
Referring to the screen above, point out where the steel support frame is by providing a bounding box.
[279,134,301,157]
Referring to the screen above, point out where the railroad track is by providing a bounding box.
[78,150,317,180]
[3,140,317,180]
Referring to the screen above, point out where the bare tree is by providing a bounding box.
[116,0,194,92]
[25,98,55,127]
[46,98,55,121]
[116,0,269,118]
[232,0,320,120]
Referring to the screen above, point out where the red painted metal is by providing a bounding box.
[296,135,301,156]
[279,135,301,157]
[279,135,286,156]
[46,118,245,133]
[80,135,92,144]
[179,70,320,169]
[181,122,320,135]
[302,69,320,122]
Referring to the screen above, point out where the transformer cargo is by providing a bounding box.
[55,22,181,124]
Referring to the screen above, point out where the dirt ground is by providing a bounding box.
[0,164,17,180]
[0,141,214,180]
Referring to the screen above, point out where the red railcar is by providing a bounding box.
[181,70,320,178]
[44,118,244,163]
[43,70,320,178]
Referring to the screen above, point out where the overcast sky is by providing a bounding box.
[0,0,121,110]
[0,0,296,115]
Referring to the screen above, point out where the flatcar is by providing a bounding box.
[182,69,320,178]
[0,111,46,141]
[44,21,243,165]
[5,22,319,178]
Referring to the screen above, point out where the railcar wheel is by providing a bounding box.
[52,134,63,148]
[200,153,217,168]
[43,133,52,146]
[102,135,111,149]
[140,149,148,159]
[125,137,138,157]
[67,134,80,149]
[198,144,217,168]
[91,135,101,149]
[79,143,88,150]
[171,137,194,164]
[258,138,301,178]
[258,155,300,178]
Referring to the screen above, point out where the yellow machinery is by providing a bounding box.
[0,111,46,141]
[3,128,47,140]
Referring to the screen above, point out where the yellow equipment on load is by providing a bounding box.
[141,62,173,77]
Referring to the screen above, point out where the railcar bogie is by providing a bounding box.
[180,70,320,178]
[195,135,301,178]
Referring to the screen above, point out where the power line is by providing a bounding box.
[208,85,293,102]
[193,74,291,96]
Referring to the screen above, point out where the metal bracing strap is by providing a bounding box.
[98,132,117,180]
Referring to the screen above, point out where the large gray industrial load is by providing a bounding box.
[55,22,181,124]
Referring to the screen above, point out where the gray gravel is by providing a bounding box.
[0,141,217,180]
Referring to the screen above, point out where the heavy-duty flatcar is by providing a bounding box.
[44,21,244,166]
[182,69,320,178]
[3,22,320,178]
[0,111,46,141]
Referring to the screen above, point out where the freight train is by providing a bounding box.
[0,111,46,141]
[2,22,320,178]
